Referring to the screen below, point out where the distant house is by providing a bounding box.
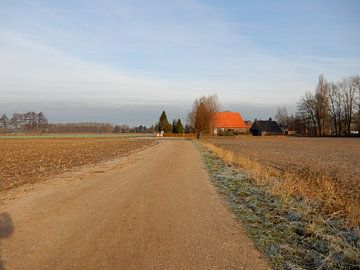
[212,112,247,135]
[350,123,360,135]
[280,125,296,136]
[249,118,283,136]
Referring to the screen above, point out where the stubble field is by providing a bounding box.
[0,137,155,191]
[205,136,360,230]
[207,136,360,204]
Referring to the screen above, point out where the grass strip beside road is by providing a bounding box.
[195,142,360,269]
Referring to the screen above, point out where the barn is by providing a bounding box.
[249,118,283,136]
[212,112,247,135]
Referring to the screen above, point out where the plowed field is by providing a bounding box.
[0,137,155,190]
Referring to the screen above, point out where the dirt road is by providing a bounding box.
[0,139,269,270]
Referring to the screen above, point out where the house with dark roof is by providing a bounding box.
[249,118,283,136]
[212,112,247,135]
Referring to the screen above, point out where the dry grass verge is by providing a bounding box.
[202,142,360,227]
[196,142,360,269]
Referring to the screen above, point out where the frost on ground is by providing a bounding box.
[196,142,360,270]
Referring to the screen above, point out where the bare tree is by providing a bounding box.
[188,94,221,138]
[297,74,330,136]
[328,82,343,135]
[298,92,317,136]
[37,112,48,130]
[295,73,360,137]
[290,112,308,136]
[314,74,329,136]
[339,77,357,134]
[10,113,20,129]
[275,106,288,127]
[0,114,9,130]
[353,75,360,133]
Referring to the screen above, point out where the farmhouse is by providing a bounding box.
[249,118,283,136]
[212,112,247,135]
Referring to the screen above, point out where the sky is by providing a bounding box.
[1,0,359,125]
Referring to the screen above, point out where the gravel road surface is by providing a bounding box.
[0,139,269,270]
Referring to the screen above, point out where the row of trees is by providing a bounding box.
[0,111,155,134]
[0,112,48,131]
[276,74,360,136]
[48,123,155,134]
[113,124,155,133]
[51,123,155,134]
[48,123,114,133]
[157,111,185,134]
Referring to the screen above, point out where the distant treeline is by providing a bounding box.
[48,123,113,133]
[276,74,360,136]
[0,112,48,131]
[49,123,155,134]
[113,124,155,134]
[0,112,155,133]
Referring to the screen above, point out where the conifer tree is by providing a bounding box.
[172,119,178,133]
[158,111,171,132]
[176,119,184,134]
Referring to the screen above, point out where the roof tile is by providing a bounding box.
[213,112,247,128]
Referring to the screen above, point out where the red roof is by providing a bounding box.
[213,112,247,128]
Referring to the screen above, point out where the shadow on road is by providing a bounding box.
[0,213,14,270]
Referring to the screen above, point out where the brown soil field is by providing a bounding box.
[0,137,155,191]
[207,136,360,204]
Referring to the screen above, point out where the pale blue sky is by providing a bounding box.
[0,0,359,125]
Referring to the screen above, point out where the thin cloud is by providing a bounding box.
[0,0,359,123]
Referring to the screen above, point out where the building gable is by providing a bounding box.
[213,112,247,129]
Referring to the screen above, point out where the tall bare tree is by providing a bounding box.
[339,77,357,134]
[188,94,221,138]
[298,92,317,136]
[295,73,360,137]
[275,106,289,127]
[328,82,343,135]
[314,74,329,136]
[353,75,360,133]
[0,114,9,129]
